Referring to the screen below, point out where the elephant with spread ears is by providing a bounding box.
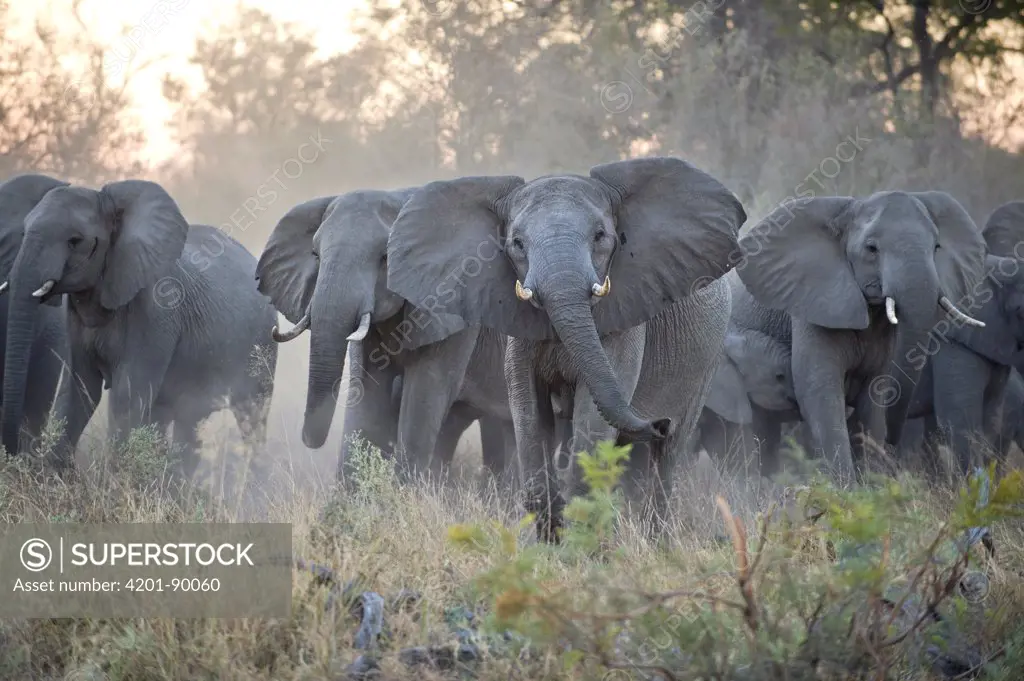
[733,191,987,485]
[0,175,279,480]
[254,189,516,482]
[0,174,72,458]
[385,156,747,540]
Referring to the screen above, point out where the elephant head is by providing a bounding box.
[1,179,190,454]
[705,328,796,423]
[386,157,746,440]
[0,174,70,294]
[255,189,466,449]
[736,192,987,442]
[951,202,1024,367]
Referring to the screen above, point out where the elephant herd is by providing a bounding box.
[0,157,1021,540]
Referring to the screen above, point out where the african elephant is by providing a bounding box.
[892,200,1024,474]
[0,175,72,459]
[388,373,512,475]
[1,177,278,480]
[385,156,746,538]
[734,192,987,484]
[254,189,515,481]
[698,303,799,477]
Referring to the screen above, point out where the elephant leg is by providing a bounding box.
[106,338,175,453]
[568,384,622,499]
[932,344,992,477]
[792,326,855,485]
[230,342,277,454]
[572,328,645,504]
[170,406,207,481]
[750,407,783,479]
[396,327,479,481]
[434,403,476,468]
[50,346,103,468]
[478,414,510,479]
[505,338,560,541]
[21,331,68,451]
[848,382,886,477]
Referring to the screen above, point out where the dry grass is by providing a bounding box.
[0,427,1022,681]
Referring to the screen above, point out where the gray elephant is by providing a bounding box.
[1,177,278,480]
[254,189,515,481]
[893,202,1024,473]
[388,373,511,475]
[734,192,987,484]
[0,175,72,458]
[385,157,746,539]
[697,308,799,476]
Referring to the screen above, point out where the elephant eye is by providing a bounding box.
[68,237,82,247]
[935,243,941,252]
[866,242,878,254]
[512,237,524,250]
[594,230,606,242]
[775,372,786,382]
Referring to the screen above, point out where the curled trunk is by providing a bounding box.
[542,272,667,440]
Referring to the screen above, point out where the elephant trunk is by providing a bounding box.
[539,266,668,441]
[302,265,366,449]
[2,240,58,455]
[882,258,942,445]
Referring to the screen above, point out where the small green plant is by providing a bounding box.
[343,433,398,503]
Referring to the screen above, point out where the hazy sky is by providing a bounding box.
[9,1,1023,160]
[10,0,365,160]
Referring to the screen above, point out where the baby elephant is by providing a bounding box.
[697,327,798,475]
[0,176,278,479]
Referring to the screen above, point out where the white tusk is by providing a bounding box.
[272,312,310,342]
[515,280,533,301]
[0,281,8,295]
[347,312,372,341]
[939,296,985,328]
[885,296,898,324]
[591,275,611,297]
[31,280,55,298]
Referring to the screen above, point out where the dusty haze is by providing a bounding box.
[3,0,1024,499]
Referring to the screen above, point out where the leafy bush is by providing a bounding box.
[449,442,1024,680]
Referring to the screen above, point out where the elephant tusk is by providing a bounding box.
[272,312,310,342]
[347,312,372,341]
[515,280,533,301]
[0,281,8,295]
[31,280,55,298]
[939,296,985,328]
[884,296,898,324]
[591,275,611,297]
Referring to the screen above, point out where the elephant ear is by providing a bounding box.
[98,180,190,310]
[589,157,746,334]
[0,174,70,307]
[362,186,468,349]
[737,197,868,329]
[388,175,557,340]
[704,353,753,424]
[255,196,334,324]
[947,255,1021,365]
[911,191,986,306]
[981,201,1024,258]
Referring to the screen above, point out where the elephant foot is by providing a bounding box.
[521,484,566,544]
